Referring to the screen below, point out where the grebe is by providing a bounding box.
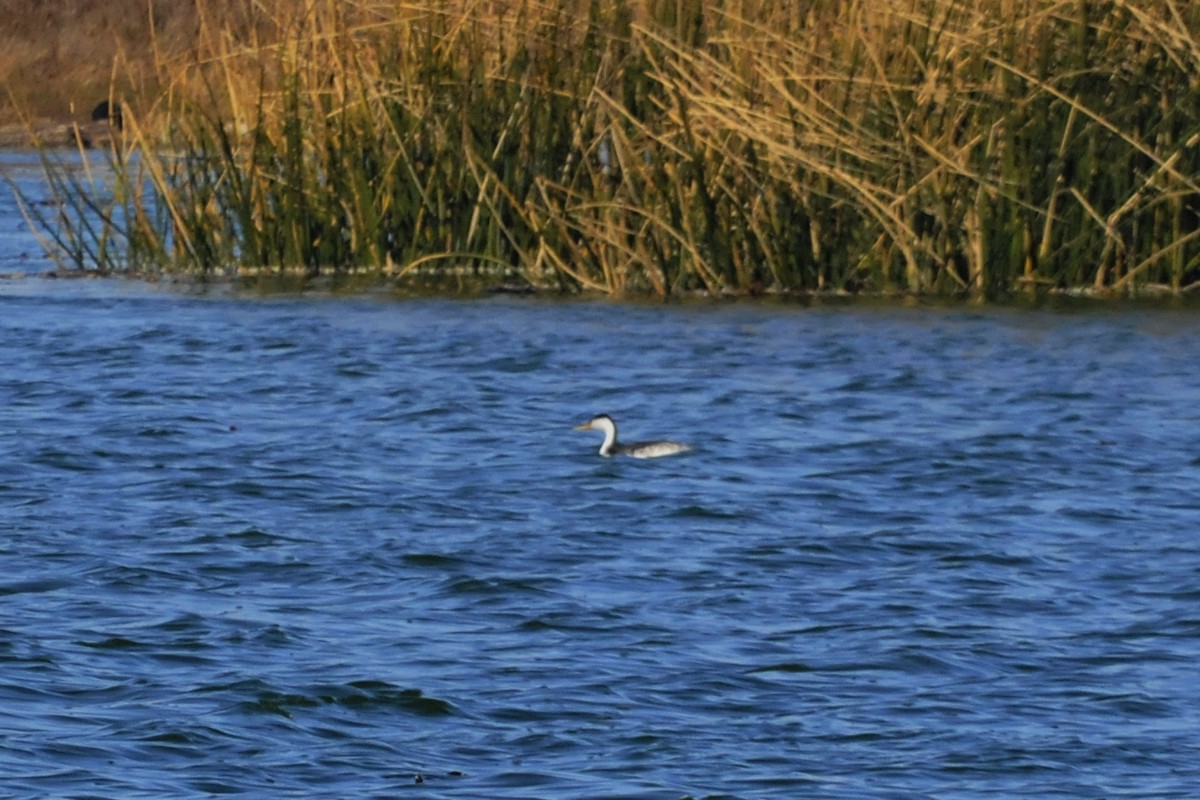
[574,414,692,458]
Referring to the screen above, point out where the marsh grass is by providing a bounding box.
[15,0,1200,296]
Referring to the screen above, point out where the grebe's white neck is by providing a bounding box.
[576,414,619,456]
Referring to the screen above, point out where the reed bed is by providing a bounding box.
[14,0,1200,296]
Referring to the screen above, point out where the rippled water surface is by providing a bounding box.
[4,153,1200,799]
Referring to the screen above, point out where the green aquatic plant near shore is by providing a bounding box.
[12,0,1200,297]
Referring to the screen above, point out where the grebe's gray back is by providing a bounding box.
[574,414,691,458]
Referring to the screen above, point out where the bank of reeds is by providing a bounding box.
[14,0,1200,296]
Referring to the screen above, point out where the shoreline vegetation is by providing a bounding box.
[5,0,1200,299]
[0,0,204,143]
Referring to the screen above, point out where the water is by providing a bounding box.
[4,153,1200,799]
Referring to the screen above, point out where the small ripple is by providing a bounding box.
[237,681,456,718]
[400,552,473,569]
[0,577,72,596]
[441,575,564,598]
[77,635,147,651]
[668,504,747,520]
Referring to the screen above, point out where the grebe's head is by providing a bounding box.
[575,414,616,432]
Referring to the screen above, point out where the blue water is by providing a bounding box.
[4,151,1200,799]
